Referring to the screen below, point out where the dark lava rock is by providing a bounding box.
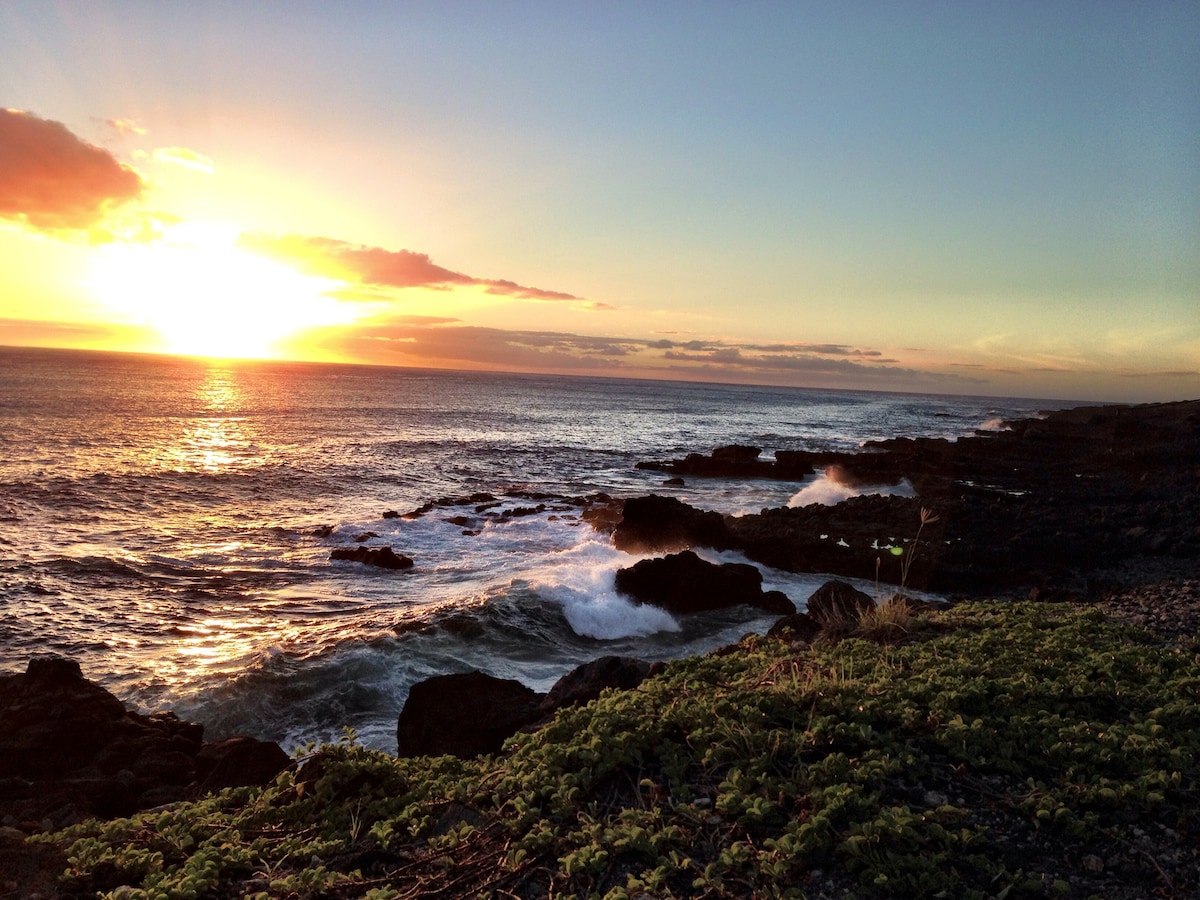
[331,545,415,570]
[543,656,655,711]
[0,657,289,829]
[396,655,664,759]
[0,825,66,898]
[727,494,945,589]
[636,400,1200,594]
[805,580,876,625]
[637,445,816,480]
[767,612,822,643]
[614,550,796,616]
[196,736,291,793]
[612,494,734,553]
[396,672,543,758]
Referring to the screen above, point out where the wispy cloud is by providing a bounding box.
[239,233,584,302]
[0,109,144,232]
[105,118,146,137]
[152,146,215,174]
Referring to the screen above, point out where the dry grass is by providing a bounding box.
[856,595,913,642]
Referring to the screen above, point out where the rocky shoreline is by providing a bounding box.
[630,399,1200,595]
[3,398,1197,897]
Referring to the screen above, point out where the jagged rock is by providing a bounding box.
[635,400,1200,593]
[614,550,795,616]
[0,657,289,828]
[805,580,875,625]
[637,445,816,479]
[330,545,414,569]
[396,672,543,759]
[612,494,733,553]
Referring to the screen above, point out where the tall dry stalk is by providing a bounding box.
[897,507,939,596]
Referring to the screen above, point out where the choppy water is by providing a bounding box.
[0,346,1063,750]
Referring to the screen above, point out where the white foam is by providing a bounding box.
[525,534,681,640]
[787,469,915,507]
[558,587,681,640]
[978,416,1007,431]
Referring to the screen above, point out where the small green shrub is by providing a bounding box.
[34,600,1200,899]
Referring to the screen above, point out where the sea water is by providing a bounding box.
[0,346,1061,750]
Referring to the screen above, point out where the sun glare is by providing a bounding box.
[88,223,354,359]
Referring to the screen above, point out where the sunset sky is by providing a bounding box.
[2,2,1197,402]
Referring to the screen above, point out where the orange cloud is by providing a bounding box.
[239,233,583,302]
[0,109,144,231]
[0,316,158,348]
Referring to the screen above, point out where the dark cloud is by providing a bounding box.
[648,338,721,351]
[1119,369,1199,379]
[239,233,586,303]
[745,342,885,358]
[0,110,144,231]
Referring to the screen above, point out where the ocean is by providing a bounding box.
[0,346,1063,751]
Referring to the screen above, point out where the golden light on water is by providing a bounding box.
[175,618,261,672]
[175,368,251,472]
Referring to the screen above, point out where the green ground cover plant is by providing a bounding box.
[35,601,1200,898]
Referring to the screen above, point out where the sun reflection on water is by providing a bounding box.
[174,617,262,674]
[176,367,251,472]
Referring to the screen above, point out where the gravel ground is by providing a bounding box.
[1095,577,1200,651]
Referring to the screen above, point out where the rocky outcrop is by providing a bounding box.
[627,401,1200,595]
[727,494,944,589]
[396,656,658,759]
[636,445,816,480]
[805,580,875,625]
[612,494,734,553]
[0,657,289,829]
[396,672,543,759]
[543,656,657,711]
[614,550,795,616]
[331,545,415,569]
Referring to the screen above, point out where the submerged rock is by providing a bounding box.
[330,545,415,570]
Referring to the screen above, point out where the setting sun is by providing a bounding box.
[87,223,353,359]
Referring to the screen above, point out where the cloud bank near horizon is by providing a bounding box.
[287,315,971,389]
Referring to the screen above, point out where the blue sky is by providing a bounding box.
[2,2,1197,400]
